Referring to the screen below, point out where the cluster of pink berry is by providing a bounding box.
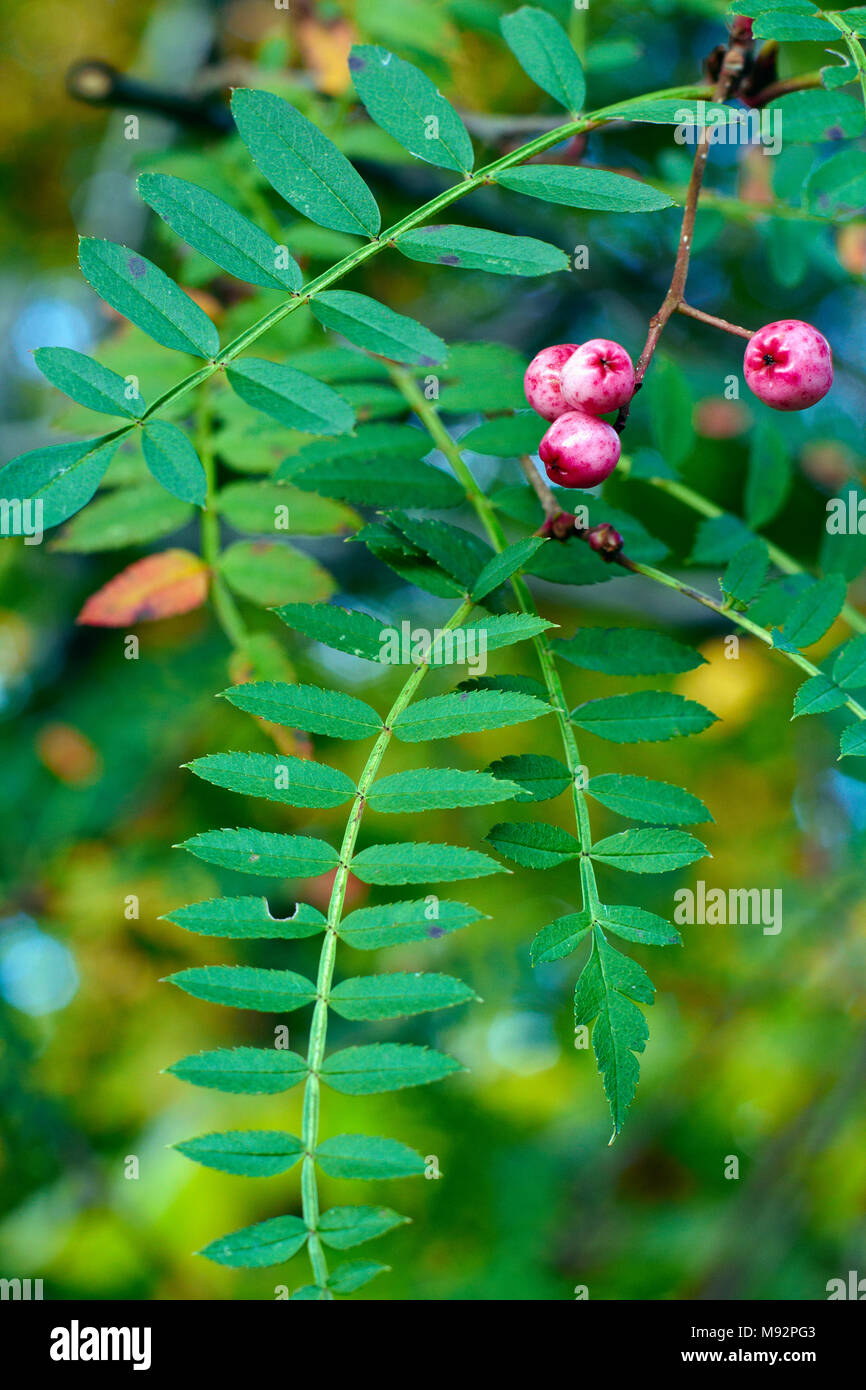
[524,320,833,491]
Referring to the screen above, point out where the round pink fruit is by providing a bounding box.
[523,343,580,421]
[538,409,622,488]
[560,338,635,416]
[743,319,833,411]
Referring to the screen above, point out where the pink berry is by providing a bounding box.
[538,410,621,488]
[523,343,580,421]
[560,338,635,416]
[743,319,833,411]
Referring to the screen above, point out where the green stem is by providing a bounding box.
[196,383,249,650]
[626,464,866,636]
[387,366,602,916]
[299,594,475,1295]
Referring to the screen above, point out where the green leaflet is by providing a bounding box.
[366,767,521,814]
[231,88,381,236]
[311,290,447,366]
[218,540,335,607]
[338,899,483,950]
[33,346,145,418]
[397,225,568,277]
[321,1043,462,1094]
[571,691,718,743]
[166,965,318,1011]
[645,354,694,468]
[178,828,340,878]
[485,821,580,869]
[530,910,593,966]
[277,423,431,474]
[392,690,551,741]
[461,414,546,458]
[722,539,769,607]
[766,90,864,144]
[0,436,120,529]
[596,904,681,948]
[472,537,546,600]
[329,972,478,1020]
[186,751,355,809]
[461,613,555,654]
[833,634,866,689]
[281,449,465,509]
[839,724,866,758]
[350,841,506,884]
[138,172,303,291]
[315,1134,426,1180]
[276,602,386,662]
[589,828,707,874]
[220,681,382,740]
[317,1205,408,1251]
[327,1261,389,1294]
[215,480,358,536]
[792,674,847,719]
[554,626,705,676]
[781,575,847,648]
[167,1046,308,1094]
[691,512,752,566]
[78,238,219,358]
[746,422,791,529]
[806,149,866,218]
[586,774,713,826]
[495,165,675,213]
[200,1215,308,1268]
[439,341,527,412]
[141,420,207,506]
[487,753,572,803]
[754,11,837,41]
[175,1130,304,1177]
[226,358,355,436]
[349,45,474,173]
[387,513,495,587]
[501,5,586,113]
[53,483,192,553]
[574,928,654,1138]
[164,895,326,940]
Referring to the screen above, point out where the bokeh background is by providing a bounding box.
[2,0,866,1301]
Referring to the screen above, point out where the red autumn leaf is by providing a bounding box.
[77,549,209,627]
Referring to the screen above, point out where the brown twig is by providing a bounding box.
[676,301,754,340]
[519,453,562,521]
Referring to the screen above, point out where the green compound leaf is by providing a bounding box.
[200,1215,308,1268]
[218,540,335,608]
[164,895,325,940]
[0,436,120,529]
[311,290,447,366]
[166,965,317,1011]
[488,753,571,803]
[393,690,551,741]
[530,910,594,966]
[177,828,340,878]
[78,238,219,358]
[276,602,386,662]
[327,1261,389,1294]
[840,724,866,758]
[496,165,675,212]
[832,634,866,689]
[317,1205,408,1251]
[574,928,654,1139]
[138,172,303,291]
[220,681,382,740]
[231,88,381,236]
[589,827,707,874]
[792,673,848,719]
[397,225,567,276]
[781,574,847,648]
[485,820,580,869]
[722,538,769,607]
[586,774,713,826]
[351,841,506,884]
[141,420,207,506]
[226,358,355,436]
[501,5,586,113]
[175,1130,304,1177]
[186,751,355,809]
[366,767,521,813]
[554,626,705,676]
[349,44,474,173]
[338,899,483,950]
[321,1043,462,1094]
[571,691,718,743]
[766,89,865,144]
[596,904,681,947]
[33,346,145,418]
[215,480,358,536]
[315,1134,425,1180]
[471,537,546,600]
[329,972,478,1020]
[53,483,193,553]
[167,1046,308,1094]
